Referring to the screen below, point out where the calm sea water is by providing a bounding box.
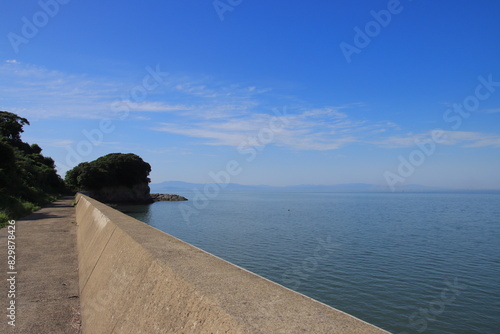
[117,191,500,333]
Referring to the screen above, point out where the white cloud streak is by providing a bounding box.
[153,107,396,151]
[0,61,201,119]
[0,61,267,121]
[375,130,500,148]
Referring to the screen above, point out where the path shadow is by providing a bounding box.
[19,197,75,221]
[23,211,65,221]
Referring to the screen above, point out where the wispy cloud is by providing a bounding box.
[442,131,500,148]
[153,106,397,151]
[6,61,497,153]
[484,108,500,114]
[0,61,122,119]
[120,101,192,113]
[0,61,267,121]
[374,130,500,148]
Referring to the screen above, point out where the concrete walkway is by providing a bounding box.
[0,197,81,333]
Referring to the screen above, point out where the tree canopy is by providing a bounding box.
[65,153,152,191]
[0,111,66,226]
[0,111,29,143]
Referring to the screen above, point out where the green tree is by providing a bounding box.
[0,111,29,143]
[0,111,66,227]
[65,153,151,191]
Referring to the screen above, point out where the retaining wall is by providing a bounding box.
[75,194,389,334]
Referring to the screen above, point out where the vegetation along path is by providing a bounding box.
[0,197,81,333]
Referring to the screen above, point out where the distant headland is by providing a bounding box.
[65,153,188,204]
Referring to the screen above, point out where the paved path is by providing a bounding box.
[0,197,81,334]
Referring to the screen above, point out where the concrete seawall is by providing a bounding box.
[76,194,389,334]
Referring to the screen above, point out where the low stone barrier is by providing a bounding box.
[75,194,389,334]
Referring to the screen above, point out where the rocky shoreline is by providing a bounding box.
[150,193,188,202]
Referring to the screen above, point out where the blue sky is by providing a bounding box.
[1,0,499,189]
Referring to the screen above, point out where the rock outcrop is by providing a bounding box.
[89,183,153,204]
[150,193,188,202]
[85,183,188,204]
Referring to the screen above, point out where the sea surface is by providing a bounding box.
[117,191,500,333]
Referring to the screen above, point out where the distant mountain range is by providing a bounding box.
[149,181,455,194]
